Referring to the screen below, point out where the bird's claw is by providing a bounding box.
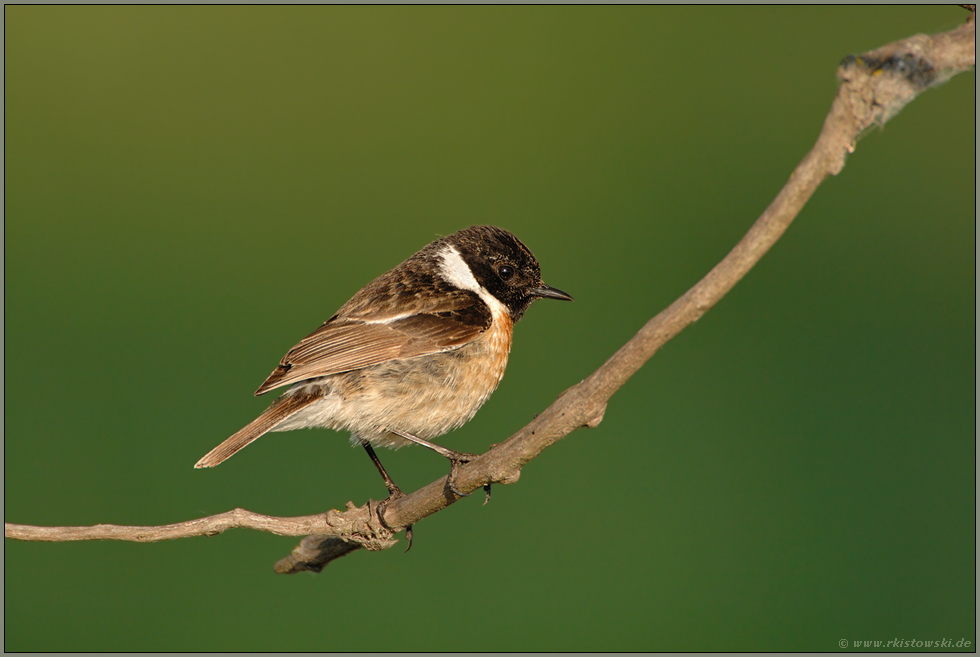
[446,451,478,498]
[375,488,413,552]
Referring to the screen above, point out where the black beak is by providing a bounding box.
[532,284,574,302]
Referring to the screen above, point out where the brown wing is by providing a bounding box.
[254,300,491,395]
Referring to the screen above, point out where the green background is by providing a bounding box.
[5,6,975,651]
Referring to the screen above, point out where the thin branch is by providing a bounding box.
[4,509,339,542]
[5,14,975,575]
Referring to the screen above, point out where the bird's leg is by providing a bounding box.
[388,429,480,498]
[363,442,402,499]
[362,443,413,550]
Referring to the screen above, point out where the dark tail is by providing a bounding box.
[194,391,320,468]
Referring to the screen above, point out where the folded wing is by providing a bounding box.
[255,298,491,395]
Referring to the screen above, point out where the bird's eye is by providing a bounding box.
[497,265,515,282]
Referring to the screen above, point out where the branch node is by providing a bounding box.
[836,22,975,139]
[496,469,521,485]
[320,502,398,552]
[584,404,607,429]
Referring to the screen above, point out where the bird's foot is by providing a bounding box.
[445,450,480,498]
[363,442,414,550]
[375,487,414,552]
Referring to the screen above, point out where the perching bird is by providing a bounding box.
[195,225,572,510]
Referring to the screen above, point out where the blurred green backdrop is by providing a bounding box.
[4,6,974,652]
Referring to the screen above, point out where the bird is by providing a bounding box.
[194,225,572,518]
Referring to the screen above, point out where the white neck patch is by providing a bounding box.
[437,244,483,293]
[437,244,510,318]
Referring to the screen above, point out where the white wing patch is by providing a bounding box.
[361,312,416,325]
